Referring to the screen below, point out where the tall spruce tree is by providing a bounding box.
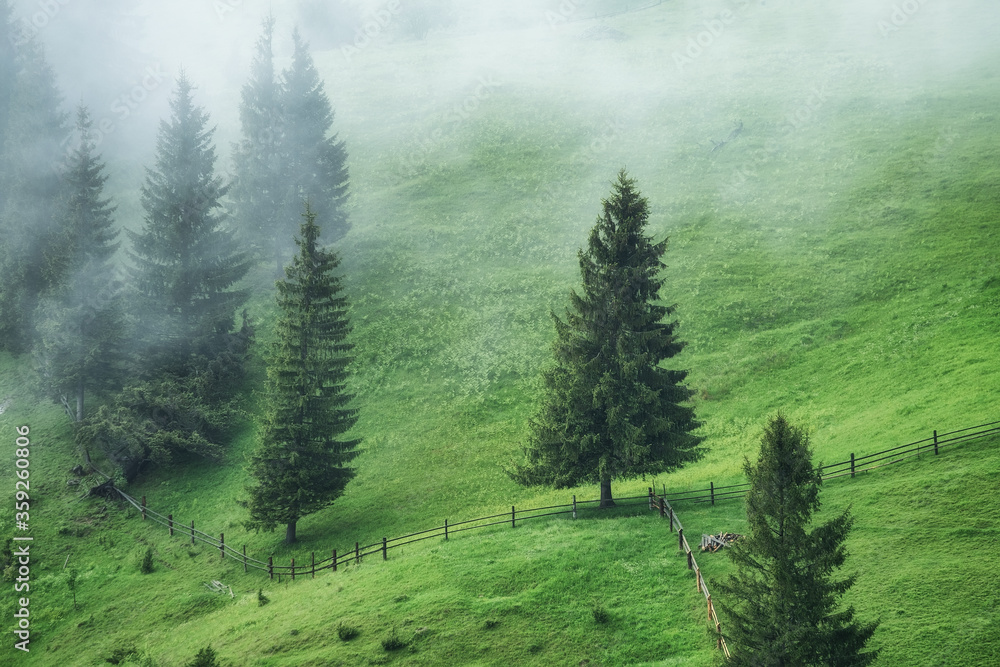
[80,74,254,481]
[230,14,287,273]
[280,29,349,246]
[232,22,349,274]
[128,73,251,365]
[509,170,701,506]
[35,106,124,422]
[716,414,879,666]
[243,204,360,544]
[0,31,68,352]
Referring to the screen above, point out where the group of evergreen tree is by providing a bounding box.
[509,171,878,664]
[0,7,881,657]
[0,6,359,503]
[0,4,361,548]
[231,15,350,275]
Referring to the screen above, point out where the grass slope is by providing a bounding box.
[2,0,999,664]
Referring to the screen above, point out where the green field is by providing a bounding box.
[2,0,999,664]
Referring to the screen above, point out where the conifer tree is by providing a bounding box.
[244,204,360,544]
[0,31,68,352]
[128,73,251,365]
[716,414,879,666]
[280,29,349,246]
[509,170,701,506]
[232,22,349,273]
[230,14,286,273]
[80,75,253,481]
[35,106,125,422]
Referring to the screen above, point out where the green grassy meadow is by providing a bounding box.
[2,0,999,664]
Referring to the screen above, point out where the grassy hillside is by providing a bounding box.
[2,0,999,664]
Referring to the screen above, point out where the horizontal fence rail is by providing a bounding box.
[654,421,1000,506]
[645,492,731,659]
[107,485,655,580]
[91,419,997,659]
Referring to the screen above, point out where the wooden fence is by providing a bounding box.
[646,491,731,659]
[114,488,655,580]
[100,418,997,659]
[646,421,1000,507]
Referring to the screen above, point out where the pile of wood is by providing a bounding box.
[204,580,234,598]
[701,533,743,553]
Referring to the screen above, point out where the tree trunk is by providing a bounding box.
[599,478,615,508]
[76,375,84,423]
[285,520,297,544]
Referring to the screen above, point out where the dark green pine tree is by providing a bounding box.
[128,73,251,365]
[230,14,287,274]
[716,414,879,666]
[280,29,349,247]
[244,204,360,544]
[0,31,68,352]
[509,170,701,506]
[35,106,125,423]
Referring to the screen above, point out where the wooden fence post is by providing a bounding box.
[669,507,675,533]
[444,518,449,540]
[696,567,702,593]
[168,514,173,536]
[243,545,247,573]
[220,533,225,560]
[191,521,195,545]
[268,556,273,580]
[649,487,654,510]
[707,594,713,623]
[659,497,666,518]
[710,482,715,506]
[141,496,146,520]
[311,552,316,578]
[572,495,577,519]
[291,557,295,581]
[850,452,855,478]
[687,549,694,570]
[355,542,360,565]
[934,430,939,455]
[382,538,387,561]
[332,549,337,572]
[512,505,516,528]
[678,528,684,551]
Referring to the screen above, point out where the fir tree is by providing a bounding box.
[280,29,349,246]
[244,204,360,544]
[35,106,124,423]
[128,72,251,365]
[509,170,701,506]
[81,75,253,481]
[230,14,287,273]
[0,31,68,352]
[716,414,879,666]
